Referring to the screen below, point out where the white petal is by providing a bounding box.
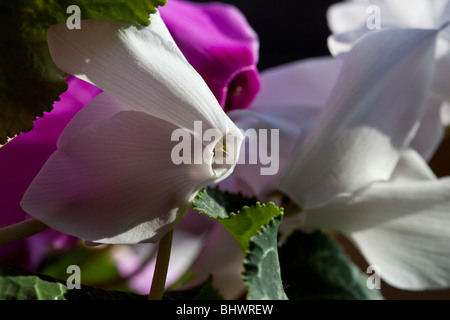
[302,150,450,289]
[327,27,371,57]
[432,36,450,102]
[187,221,246,299]
[378,0,440,29]
[47,12,234,135]
[277,28,439,209]
[21,111,221,244]
[410,99,445,161]
[326,2,367,34]
[328,0,445,32]
[304,179,450,290]
[441,101,450,126]
[222,58,342,198]
[389,149,436,182]
[439,1,450,29]
[57,92,128,148]
[226,105,319,198]
[249,57,344,110]
[327,0,450,57]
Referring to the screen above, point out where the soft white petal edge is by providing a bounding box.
[227,106,318,198]
[301,150,450,290]
[249,57,344,110]
[441,102,450,126]
[410,99,445,161]
[47,11,235,134]
[326,2,367,34]
[223,57,343,198]
[57,92,129,148]
[188,222,246,299]
[277,28,438,210]
[21,110,223,244]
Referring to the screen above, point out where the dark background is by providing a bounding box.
[191,0,450,300]
[191,0,340,70]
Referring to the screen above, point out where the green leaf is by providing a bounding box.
[38,243,124,290]
[164,276,223,300]
[192,187,278,251]
[0,268,68,300]
[192,186,258,220]
[0,0,166,143]
[0,262,147,300]
[0,262,226,300]
[192,187,287,300]
[243,215,288,300]
[220,203,283,252]
[278,229,384,300]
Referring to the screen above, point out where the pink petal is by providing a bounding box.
[160,0,260,111]
[0,76,100,268]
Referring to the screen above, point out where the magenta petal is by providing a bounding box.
[160,0,261,111]
[0,75,100,268]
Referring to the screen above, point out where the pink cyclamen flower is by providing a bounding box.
[0,75,100,269]
[159,0,261,111]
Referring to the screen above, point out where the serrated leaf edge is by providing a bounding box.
[192,187,283,221]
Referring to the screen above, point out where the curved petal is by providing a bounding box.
[379,0,448,29]
[226,106,319,198]
[389,149,437,182]
[410,99,445,161]
[303,151,450,290]
[111,220,210,294]
[327,26,371,57]
[47,12,234,135]
[326,2,367,34]
[186,221,246,299]
[0,76,99,267]
[277,28,439,210]
[327,0,450,50]
[220,57,343,198]
[57,92,128,148]
[0,76,100,225]
[441,101,450,126]
[21,110,222,244]
[440,2,450,30]
[328,0,446,34]
[160,0,260,111]
[432,36,450,102]
[249,57,344,111]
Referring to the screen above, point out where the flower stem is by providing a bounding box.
[148,228,174,300]
[0,218,49,246]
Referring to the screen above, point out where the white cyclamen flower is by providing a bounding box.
[327,0,450,157]
[226,26,450,290]
[20,12,243,244]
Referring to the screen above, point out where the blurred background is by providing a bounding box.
[191,0,450,300]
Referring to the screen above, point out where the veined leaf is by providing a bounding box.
[192,187,288,300]
[0,0,166,143]
[279,229,384,300]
